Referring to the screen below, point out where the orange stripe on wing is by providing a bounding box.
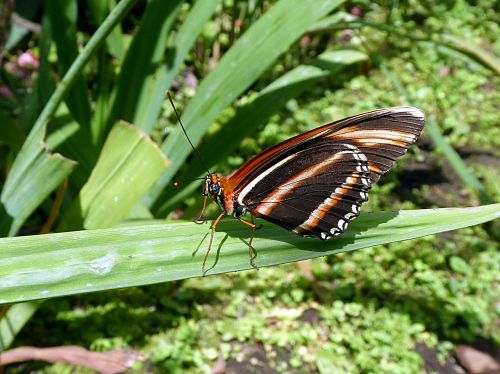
[368,163,382,174]
[329,129,417,147]
[254,151,352,216]
[294,180,359,235]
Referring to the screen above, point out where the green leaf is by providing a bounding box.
[0,301,42,350]
[1,0,138,236]
[449,255,472,275]
[145,0,345,206]
[133,0,221,134]
[46,0,92,128]
[61,122,170,230]
[0,124,77,237]
[86,0,126,60]
[0,204,497,305]
[441,33,500,75]
[107,0,183,133]
[154,49,368,214]
[316,349,341,374]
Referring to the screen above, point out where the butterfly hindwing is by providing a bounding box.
[240,142,371,239]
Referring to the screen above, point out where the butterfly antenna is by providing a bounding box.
[166,91,211,176]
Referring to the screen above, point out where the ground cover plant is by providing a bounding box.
[0,0,498,372]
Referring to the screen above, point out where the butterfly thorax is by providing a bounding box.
[205,174,249,218]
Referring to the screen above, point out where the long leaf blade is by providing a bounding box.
[46,0,92,127]
[107,0,183,132]
[135,0,221,133]
[0,205,497,304]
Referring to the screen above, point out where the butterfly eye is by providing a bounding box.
[208,183,220,195]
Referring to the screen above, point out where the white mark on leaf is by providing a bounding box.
[89,253,116,275]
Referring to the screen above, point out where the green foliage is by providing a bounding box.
[0,205,496,305]
[0,0,498,372]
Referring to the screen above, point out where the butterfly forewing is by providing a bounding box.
[324,107,424,183]
[231,107,424,239]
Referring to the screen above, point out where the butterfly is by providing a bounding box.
[168,94,424,274]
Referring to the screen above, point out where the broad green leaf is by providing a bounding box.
[107,0,183,133]
[0,114,164,349]
[61,122,170,230]
[0,205,497,305]
[145,0,345,207]
[154,49,368,214]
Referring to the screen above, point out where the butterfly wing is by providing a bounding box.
[324,106,424,183]
[230,107,424,239]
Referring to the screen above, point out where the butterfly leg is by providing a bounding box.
[202,212,225,276]
[195,195,209,224]
[238,217,259,271]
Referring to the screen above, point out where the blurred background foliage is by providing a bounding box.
[0,0,498,372]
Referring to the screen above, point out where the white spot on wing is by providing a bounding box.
[387,106,424,119]
[338,219,346,230]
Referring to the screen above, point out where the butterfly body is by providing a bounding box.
[203,106,424,245]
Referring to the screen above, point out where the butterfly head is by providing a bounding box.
[205,173,222,197]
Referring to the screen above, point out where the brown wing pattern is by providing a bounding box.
[230,107,424,191]
[242,143,371,239]
[231,107,424,239]
[324,107,424,183]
